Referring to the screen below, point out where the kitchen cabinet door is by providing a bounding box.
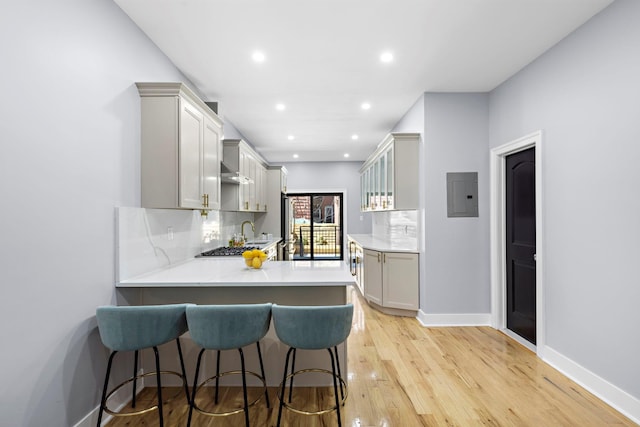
[355,243,364,295]
[364,249,383,306]
[255,162,267,211]
[382,252,419,310]
[179,100,205,209]
[202,115,222,210]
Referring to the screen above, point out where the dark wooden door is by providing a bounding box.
[506,147,536,344]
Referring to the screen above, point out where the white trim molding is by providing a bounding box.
[489,130,545,357]
[73,382,140,427]
[544,347,640,425]
[417,310,491,327]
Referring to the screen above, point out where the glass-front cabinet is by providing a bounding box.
[359,133,419,212]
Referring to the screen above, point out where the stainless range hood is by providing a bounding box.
[220,161,253,185]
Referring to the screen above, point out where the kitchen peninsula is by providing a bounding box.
[116,207,354,386]
[117,259,353,387]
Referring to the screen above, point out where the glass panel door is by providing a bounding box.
[387,146,394,209]
[379,153,387,209]
[289,192,343,260]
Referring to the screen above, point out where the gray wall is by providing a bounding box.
[0,0,195,425]
[423,94,490,313]
[391,93,490,314]
[282,162,371,235]
[490,0,640,398]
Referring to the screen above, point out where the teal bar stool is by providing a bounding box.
[186,303,272,427]
[95,303,191,427]
[272,304,354,427]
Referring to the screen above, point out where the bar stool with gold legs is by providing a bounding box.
[186,303,272,427]
[95,303,191,427]
[272,304,354,427]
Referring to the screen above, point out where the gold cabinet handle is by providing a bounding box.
[377,252,381,262]
[202,194,209,208]
[244,201,249,210]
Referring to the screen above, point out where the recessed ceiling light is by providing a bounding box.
[361,102,371,110]
[351,134,359,140]
[380,52,393,63]
[293,154,299,159]
[276,103,286,111]
[252,51,265,63]
[344,153,350,158]
[287,135,295,141]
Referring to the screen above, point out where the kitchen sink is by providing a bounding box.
[246,240,270,245]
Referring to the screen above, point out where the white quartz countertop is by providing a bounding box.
[347,234,418,253]
[117,258,355,288]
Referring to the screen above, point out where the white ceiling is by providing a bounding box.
[114,0,612,163]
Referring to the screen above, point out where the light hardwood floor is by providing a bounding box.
[106,287,635,426]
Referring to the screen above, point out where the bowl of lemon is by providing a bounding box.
[242,248,268,269]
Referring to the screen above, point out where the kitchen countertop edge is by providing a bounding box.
[116,258,354,288]
[347,234,419,253]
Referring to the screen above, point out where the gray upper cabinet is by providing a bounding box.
[360,133,420,211]
[221,139,268,212]
[136,82,223,212]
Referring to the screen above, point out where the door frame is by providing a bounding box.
[490,130,545,356]
[287,189,346,261]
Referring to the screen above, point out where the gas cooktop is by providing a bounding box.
[197,246,258,257]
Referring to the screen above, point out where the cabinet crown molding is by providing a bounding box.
[135,82,222,127]
[361,132,420,172]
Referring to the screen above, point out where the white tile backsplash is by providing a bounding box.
[371,210,418,249]
[117,207,256,282]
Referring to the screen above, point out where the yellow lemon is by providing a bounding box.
[242,250,253,259]
[252,257,262,269]
[252,249,263,258]
[245,258,254,267]
[259,252,268,261]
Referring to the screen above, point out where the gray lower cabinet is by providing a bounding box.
[363,249,419,313]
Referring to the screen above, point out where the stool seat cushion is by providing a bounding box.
[96,304,191,352]
[272,304,353,350]
[186,303,272,350]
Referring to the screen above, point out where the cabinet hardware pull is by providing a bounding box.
[245,201,249,210]
[377,253,381,262]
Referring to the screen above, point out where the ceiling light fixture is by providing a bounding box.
[344,153,350,158]
[380,52,393,63]
[287,135,295,141]
[276,103,286,111]
[351,134,359,140]
[252,51,265,63]
[361,102,371,110]
[293,154,299,159]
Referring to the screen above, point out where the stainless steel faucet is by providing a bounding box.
[241,220,255,241]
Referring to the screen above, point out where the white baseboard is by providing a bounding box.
[417,310,491,326]
[73,380,146,427]
[543,346,640,425]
